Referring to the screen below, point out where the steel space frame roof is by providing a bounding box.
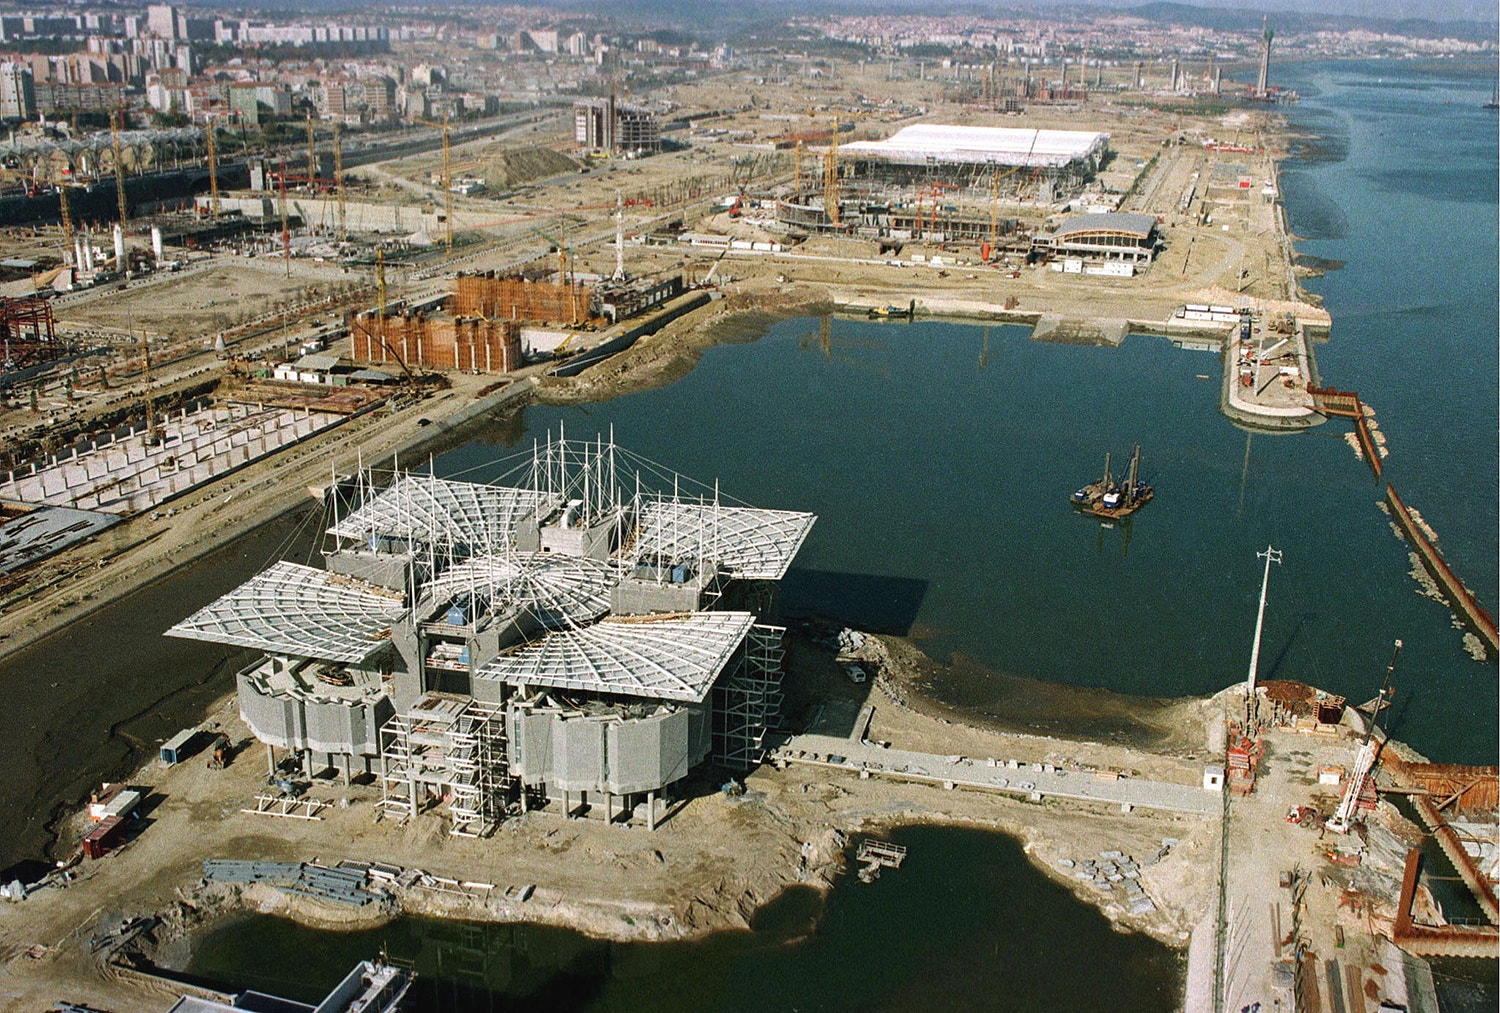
[165,561,404,664]
[425,552,619,627]
[839,124,1109,169]
[634,500,816,581]
[329,473,553,551]
[475,611,756,703]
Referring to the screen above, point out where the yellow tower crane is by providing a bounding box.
[306,115,317,188]
[411,116,456,249]
[376,247,386,319]
[333,121,345,242]
[440,116,452,249]
[205,121,220,220]
[58,181,75,265]
[823,115,841,228]
[111,108,129,232]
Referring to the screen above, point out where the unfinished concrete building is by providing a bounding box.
[838,125,1110,196]
[167,431,815,834]
[777,124,1108,241]
[349,312,525,374]
[573,96,661,156]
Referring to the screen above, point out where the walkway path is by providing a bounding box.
[769,729,1219,817]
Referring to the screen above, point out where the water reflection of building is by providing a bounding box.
[168,431,814,834]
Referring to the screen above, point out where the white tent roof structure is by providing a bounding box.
[839,125,1109,169]
[426,552,618,627]
[330,474,553,551]
[475,611,757,702]
[634,501,816,580]
[166,561,404,663]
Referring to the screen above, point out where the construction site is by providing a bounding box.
[0,26,1493,1011]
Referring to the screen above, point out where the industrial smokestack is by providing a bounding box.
[113,223,125,270]
[152,225,164,264]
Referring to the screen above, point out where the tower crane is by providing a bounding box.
[334,121,345,242]
[205,119,220,220]
[412,116,455,249]
[111,106,129,227]
[823,115,841,228]
[531,225,580,326]
[1327,641,1401,835]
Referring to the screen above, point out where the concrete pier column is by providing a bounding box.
[266,743,276,778]
[562,790,570,817]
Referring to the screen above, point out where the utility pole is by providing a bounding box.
[1245,544,1282,696]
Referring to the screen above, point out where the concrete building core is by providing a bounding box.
[168,431,816,834]
[573,96,661,155]
[778,123,1109,237]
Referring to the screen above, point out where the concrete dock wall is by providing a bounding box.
[1385,485,1499,656]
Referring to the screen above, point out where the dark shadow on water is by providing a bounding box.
[182,825,1182,1012]
[779,568,928,637]
[1264,612,1319,681]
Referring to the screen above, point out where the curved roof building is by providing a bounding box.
[168,431,815,834]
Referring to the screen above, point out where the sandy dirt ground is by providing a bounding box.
[0,627,1229,1011]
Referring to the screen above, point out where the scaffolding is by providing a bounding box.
[0,295,60,372]
[378,694,513,836]
[712,624,785,770]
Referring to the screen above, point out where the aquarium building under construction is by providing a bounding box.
[167,432,815,834]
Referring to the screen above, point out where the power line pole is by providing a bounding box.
[1245,544,1282,694]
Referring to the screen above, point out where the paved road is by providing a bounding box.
[771,730,1219,816]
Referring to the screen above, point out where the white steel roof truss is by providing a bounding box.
[166,561,403,663]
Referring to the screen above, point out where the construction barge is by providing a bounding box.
[1071,446,1153,520]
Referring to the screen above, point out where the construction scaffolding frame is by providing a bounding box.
[378,694,513,837]
[712,624,786,770]
[0,295,60,372]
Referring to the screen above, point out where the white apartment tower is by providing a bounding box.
[0,62,36,120]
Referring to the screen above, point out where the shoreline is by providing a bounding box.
[2,77,1493,1009]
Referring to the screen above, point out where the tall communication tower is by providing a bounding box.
[1256,16,1274,96]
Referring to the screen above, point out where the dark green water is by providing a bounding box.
[184,825,1183,1011]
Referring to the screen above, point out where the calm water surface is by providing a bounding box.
[186,825,1182,1011]
[434,61,1497,765]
